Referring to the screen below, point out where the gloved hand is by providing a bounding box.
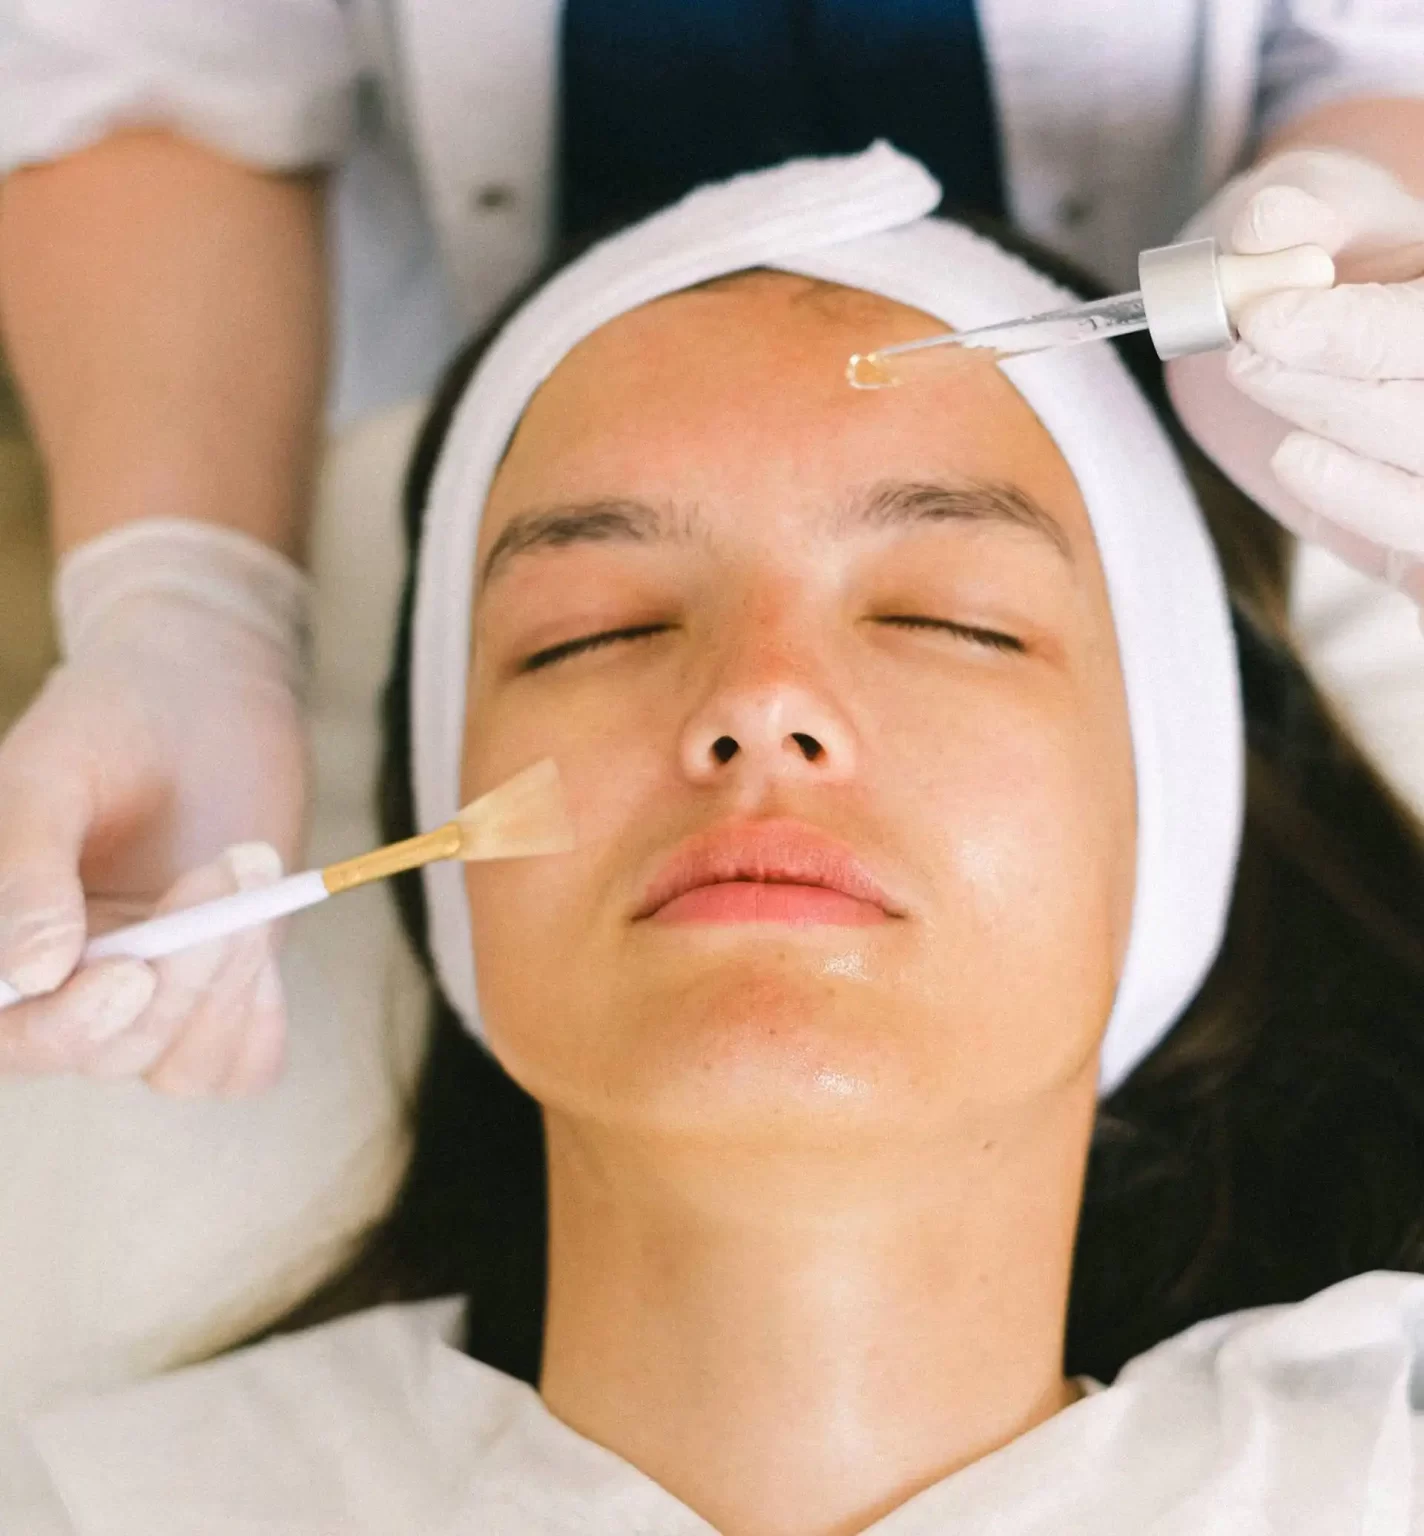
[1167,148,1424,608]
[0,519,310,1094]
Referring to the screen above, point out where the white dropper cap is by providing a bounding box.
[1137,237,1336,360]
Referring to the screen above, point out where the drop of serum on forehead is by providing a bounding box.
[846,352,899,390]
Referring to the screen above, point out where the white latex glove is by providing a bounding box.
[1167,148,1424,609]
[0,519,310,1094]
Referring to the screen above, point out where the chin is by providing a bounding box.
[601,963,930,1138]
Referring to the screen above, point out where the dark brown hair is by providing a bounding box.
[263,221,1424,1388]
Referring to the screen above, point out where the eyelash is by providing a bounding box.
[876,615,1025,654]
[519,614,1024,673]
[520,624,671,672]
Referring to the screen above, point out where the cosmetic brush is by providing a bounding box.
[0,758,572,1009]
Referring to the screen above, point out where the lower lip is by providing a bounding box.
[649,881,888,926]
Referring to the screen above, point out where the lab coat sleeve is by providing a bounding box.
[0,0,357,176]
[1256,0,1424,141]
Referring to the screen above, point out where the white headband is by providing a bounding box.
[411,143,1244,1096]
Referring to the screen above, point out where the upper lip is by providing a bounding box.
[634,819,905,920]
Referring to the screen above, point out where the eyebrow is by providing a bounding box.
[846,479,1073,560]
[479,477,1071,590]
[479,499,675,590]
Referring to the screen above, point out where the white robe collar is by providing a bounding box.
[14,1273,1424,1535]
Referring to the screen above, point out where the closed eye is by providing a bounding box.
[875,615,1025,654]
[520,623,672,673]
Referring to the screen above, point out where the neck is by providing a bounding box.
[539,1083,1095,1536]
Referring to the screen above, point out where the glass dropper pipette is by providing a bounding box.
[848,238,1336,388]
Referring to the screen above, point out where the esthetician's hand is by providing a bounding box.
[0,520,308,1094]
[1168,149,1424,607]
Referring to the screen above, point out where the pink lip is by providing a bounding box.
[635,820,903,927]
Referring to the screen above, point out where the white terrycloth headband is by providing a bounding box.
[411,143,1244,1096]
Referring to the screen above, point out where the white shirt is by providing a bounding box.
[3,1,1424,420]
[4,1270,1424,1534]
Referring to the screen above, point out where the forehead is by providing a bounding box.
[480,272,1095,562]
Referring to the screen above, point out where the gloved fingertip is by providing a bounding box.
[1270,430,1327,482]
[1381,548,1423,596]
[1225,342,1267,382]
[24,958,157,1053]
[224,841,285,891]
[0,917,89,999]
[0,860,91,997]
[1232,185,1341,255]
[86,1029,170,1079]
[1235,288,1316,350]
[1397,560,1424,614]
[254,958,286,1021]
[223,1016,288,1099]
[74,960,159,1044]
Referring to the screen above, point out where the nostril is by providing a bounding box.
[789,732,824,762]
[712,735,739,765]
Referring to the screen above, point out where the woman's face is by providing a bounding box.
[462,273,1135,1143]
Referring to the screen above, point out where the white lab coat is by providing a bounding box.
[4,1270,1424,1533]
[2,0,1423,420]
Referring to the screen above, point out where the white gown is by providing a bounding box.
[4,1270,1424,1534]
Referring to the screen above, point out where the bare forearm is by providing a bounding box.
[0,129,327,561]
[1262,95,1424,199]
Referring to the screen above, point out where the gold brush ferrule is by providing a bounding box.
[321,822,463,895]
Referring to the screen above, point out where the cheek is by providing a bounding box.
[458,668,681,1057]
[874,676,1134,1085]
[913,733,1126,943]
[462,660,680,890]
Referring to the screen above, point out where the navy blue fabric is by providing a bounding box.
[559,0,1004,244]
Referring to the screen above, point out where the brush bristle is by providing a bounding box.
[454,758,575,861]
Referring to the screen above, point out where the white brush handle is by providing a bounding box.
[0,869,331,1014]
[84,868,330,963]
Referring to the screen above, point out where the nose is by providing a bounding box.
[679,680,857,787]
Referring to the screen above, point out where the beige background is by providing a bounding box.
[0,364,54,732]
